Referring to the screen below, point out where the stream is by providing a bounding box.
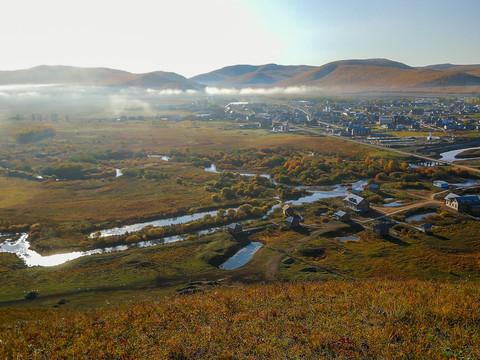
[0,178,367,267]
[439,146,480,162]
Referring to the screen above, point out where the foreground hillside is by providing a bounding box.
[1,280,479,359]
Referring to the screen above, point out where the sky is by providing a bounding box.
[1,0,479,77]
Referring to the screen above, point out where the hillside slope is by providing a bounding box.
[191,63,315,87]
[277,59,480,91]
[0,66,202,90]
[1,280,479,359]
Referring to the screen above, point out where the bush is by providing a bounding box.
[14,125,55,144]
[125,235,141,244]
[24,291,38,300]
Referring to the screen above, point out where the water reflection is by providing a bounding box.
[219,242,263,270]
[439,146,480,162]
[405,212,437,222]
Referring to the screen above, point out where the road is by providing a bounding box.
[291,125,480,175]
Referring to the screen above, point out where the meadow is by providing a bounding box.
[2,115,480,358]
[1,280,479,359]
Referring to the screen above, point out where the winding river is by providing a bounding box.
[439,146,480,163]
[4,146,477,268]
[0,178,368,267]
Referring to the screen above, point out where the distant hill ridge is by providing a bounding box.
[0,65,202,90]
[1,59,480,92]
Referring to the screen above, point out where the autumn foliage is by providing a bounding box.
[1,280,479,359]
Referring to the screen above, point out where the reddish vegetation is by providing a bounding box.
[1,281,479,359]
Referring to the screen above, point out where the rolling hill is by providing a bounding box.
[276,59,480,92]
[1,59,480,93]
[191,59,480,92]
[191,63,315,87]
[0,65,202,90]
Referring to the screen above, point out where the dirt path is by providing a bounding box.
[371,199,441,216]
[264,223,348,281]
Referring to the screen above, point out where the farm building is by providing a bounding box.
[227,223,243,234]
[444,194,480,213]
[433,180,448,188]
[344,194,370,212]
[373,222,390,236]
[333,210,350,222]
[282,205,297,218]
[285,217,301,228]
[422,224,433,235]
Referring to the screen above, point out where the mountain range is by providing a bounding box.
[2,59,480,93]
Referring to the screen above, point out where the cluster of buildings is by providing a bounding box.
[219,97,480,144]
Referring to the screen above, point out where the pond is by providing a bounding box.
[405,212,438,222]
[219,242,263,270]
[338,235,360,242]
[452,179,480,187]
[289,179,368,206]
[382,200,405,207]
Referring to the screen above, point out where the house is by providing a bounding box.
[444,192,459,203]
[347,125,371,136]
[283,204,303,221]
[444,194,480,213]
[422,224,433,235]
[227,223,243,234]
[285,216,301,228]
[344,194,370,212]
[373,222,390,236]
[433,180,448,188]
[282,205,297,218]
[333,210,350,222]
[378,116,394,125]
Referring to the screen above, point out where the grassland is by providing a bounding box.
[1,280,479,359]
[3,115,480,358]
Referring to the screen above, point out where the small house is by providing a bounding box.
[373,222,390,236]
[285,216,301,228]
[282,204,297,218]
[333,210,350,222]
[227,223,243,234]
[344,194,370,212]
[422,224,433,235]
[444,192,459,203]
[433,180,448,188]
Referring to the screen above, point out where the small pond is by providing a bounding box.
[452,179,480,187]
[219,242,263,270]
[382,200,405,207]
[405,212,438,222]
[338,235,360,242]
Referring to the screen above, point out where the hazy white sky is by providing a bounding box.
[1,0,479,77]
